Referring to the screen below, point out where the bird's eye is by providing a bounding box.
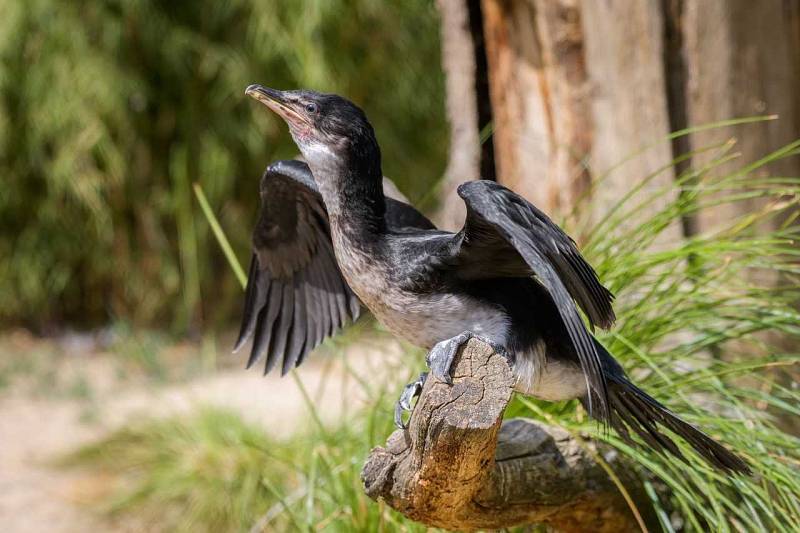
[305,102,318,114]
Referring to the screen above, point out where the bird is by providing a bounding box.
[236,84,750,474]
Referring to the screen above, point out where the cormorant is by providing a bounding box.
[236,84,749,474]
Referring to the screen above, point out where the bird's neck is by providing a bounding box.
[312,153,387,243]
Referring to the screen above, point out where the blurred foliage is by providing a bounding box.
[0,0,446,331]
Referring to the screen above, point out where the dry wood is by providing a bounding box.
[474,0,799,243]
[361,339,652,532]
[579,0,682,243]
[480,0,682,243]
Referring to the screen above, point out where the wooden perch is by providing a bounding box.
[361,339,653,532]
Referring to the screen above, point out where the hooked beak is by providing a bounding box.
[245,84,308,130]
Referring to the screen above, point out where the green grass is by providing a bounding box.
[65,131,800,531]
[511,131,800,532]
[62,380,426,532]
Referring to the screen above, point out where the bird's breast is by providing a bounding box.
[331,233,509,349]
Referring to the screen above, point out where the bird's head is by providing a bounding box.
[245,85,381,183]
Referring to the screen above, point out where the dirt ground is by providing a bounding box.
[0,329,407,533]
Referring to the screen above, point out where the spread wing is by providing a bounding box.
[233,160,360,375]
[454,181,615,330]
[452,180,615,417]
[234,160,434,375]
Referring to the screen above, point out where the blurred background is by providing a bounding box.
[0,0,447,332]
[1,1,799,532]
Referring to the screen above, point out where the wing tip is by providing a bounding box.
[456,179,504,204]
[594,313,617,331]
[245,342,263,370]
[232,336,247,354]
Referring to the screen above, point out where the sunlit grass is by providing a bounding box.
[62,376,426,532]
[513,133,800,532]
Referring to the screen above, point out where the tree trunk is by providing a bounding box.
[362,339,655,532]
[434,0,481,231]
[682,0,800,233]
[475,0,799,240]
[481,0,595,218]
[579,0,682,242]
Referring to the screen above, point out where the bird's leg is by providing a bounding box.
[394,371,428,429]
[426,331,512,385]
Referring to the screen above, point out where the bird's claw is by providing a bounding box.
[394,333,511,429]
[394,372,428,429]
[425,333,468,384]
[425,331,511,385]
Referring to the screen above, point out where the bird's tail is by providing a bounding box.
[586,342,750,474]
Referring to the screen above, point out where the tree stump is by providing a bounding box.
[361,339,651,532]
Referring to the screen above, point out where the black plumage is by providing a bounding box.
[238,85,750,474]
[234,159,433,375]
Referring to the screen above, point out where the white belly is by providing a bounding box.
[512,340,588,400]
[367,291,510,349]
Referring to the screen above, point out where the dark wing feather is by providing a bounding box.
[382,176,437,231]
[385,197,436,230]
[234,160,360,375]
[454,180,611,418]
[454,180,614,331]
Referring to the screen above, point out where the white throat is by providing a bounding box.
[299,140,345,215]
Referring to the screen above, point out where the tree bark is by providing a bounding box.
[579,0,683,243]
[481,0,594,218]
[434,0,481,231]
[361,339,652,532]
[682,0,800,233]
[480,0,683,243]
[476,0,800,246]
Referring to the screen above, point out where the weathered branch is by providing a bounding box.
[362,339,652,532]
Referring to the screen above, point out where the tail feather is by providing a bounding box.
[594,373,750,474]
[608,379,686,461]
[584,339,750,474]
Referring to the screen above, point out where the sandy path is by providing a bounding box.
[0,335,409,533]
